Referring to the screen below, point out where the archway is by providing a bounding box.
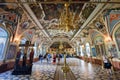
[111,22,120,58]
[94,36,106,57]
[0,27,9,60]
[114,27,120,57]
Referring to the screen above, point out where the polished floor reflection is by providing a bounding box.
[67,58,120,80]
[0,60,57,80]
[0,58,120,80]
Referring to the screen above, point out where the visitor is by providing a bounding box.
[53,53,56,64]
[57,54,61,64]
[39,54,43,63]
[47,53,51,63]
[103,56,112,74]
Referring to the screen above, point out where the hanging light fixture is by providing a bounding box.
[59,2,77,32]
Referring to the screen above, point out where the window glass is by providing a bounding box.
[0,27,8,59]
[86,43,90,57]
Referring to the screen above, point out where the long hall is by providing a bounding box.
[0,58,120,80]
[0,0,120,80]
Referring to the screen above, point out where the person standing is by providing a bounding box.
[53,53,56,64]
[47,53,51,63]
[57,54,61,64]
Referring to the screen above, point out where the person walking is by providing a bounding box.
[57,54,61,64]
[47,53,51,63]
[39,54,43,63]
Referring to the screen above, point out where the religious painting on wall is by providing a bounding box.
[95,45,99,57]
[108,44,118,58]
[94,36,104,44]
[6,44,17,60]
[105,10,120,34]
[92,47,97,57]
[100,44,106,55]
[94,36,106,57]
[0,13,19,33]
[90,30,99,44]
[115,27,120,51]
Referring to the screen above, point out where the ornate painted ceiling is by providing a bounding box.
[29,0,93,39]
[1,0,120,48]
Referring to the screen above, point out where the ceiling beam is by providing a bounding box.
[22,3,51,41]
[71,3,108,41]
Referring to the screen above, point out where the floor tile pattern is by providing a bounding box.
[0,60,57,80]
[67,58,120,80]
[0,58,120,80]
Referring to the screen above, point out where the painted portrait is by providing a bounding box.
[6,44,17,60]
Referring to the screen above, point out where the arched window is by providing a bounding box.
[86,43,90,57]
[80,45,83,56]
[0,27,8,59]
[115,27,120,51]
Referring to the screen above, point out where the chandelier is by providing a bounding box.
[59,3,77,32]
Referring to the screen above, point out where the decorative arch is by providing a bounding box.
[0,23,10,60]
[93,35,106,57]
[89,29,105,45]
[111,20,120,36]
[112,22,120,53]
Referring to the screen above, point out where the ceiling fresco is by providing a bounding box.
[29,0,95,38]
[1,0,114,48]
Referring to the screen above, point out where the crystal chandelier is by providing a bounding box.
[59,3,76,32]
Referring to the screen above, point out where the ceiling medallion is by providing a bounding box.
[59,3,77,32]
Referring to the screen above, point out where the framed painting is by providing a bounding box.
[92,47,97,57]
[6,44,17,60]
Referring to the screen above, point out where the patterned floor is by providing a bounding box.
[67,58,120,80]
[0,60,57,80]
[0,58,120,80]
